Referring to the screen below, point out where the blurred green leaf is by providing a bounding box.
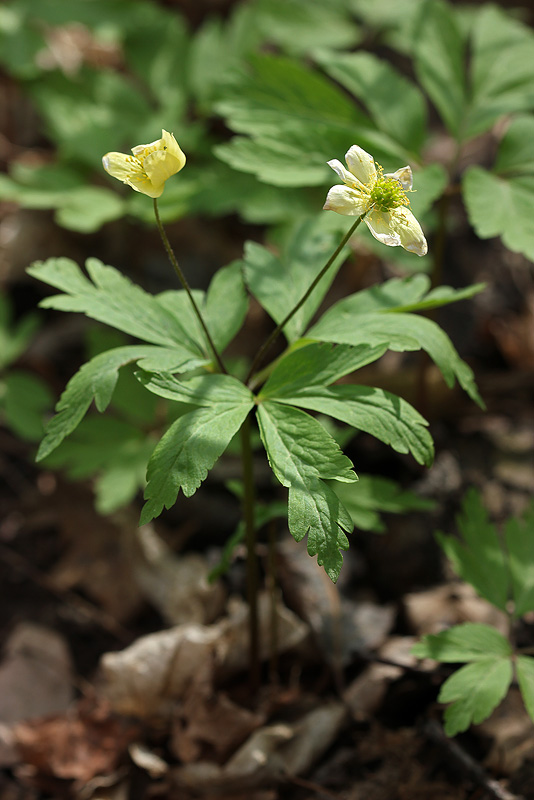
[2,371,53,441]
[440,658,513,736]
[243,216,349,342]
[413,0,466,138]
[466,6,534,138]
[516,656,534,724]
[317,50,427,154]
[436,488,509,612]
[333,474,434,533]
[504,501,534,618]
[463,116,534,262]
[412,622,512,662]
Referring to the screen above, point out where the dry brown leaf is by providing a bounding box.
[99,594,309,718]
[404,581,509,636]
[173,702,347,795]
[13,699,138,784]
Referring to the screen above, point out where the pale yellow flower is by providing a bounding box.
[323,145,427,256]
[102,129,186,198]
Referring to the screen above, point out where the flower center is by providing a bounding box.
[369,167,409,213]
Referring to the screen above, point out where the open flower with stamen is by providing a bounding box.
[323,145,428,256]
[102,129,186,198]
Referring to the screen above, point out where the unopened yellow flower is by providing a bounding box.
[323,145,427,256]
[102,129,186,198]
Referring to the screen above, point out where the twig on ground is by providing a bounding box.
[423,719,523,800]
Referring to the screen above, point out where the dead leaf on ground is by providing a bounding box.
[172,689,265,764]
[478,689,534,775]
[0,623,73,726]
[278,538,394,669]
[13,698,139,785]
[99,594,309,718]
[173,701,347,795]
[404,581,509,636]
[131,525,226,626]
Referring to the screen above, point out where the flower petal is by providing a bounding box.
[327,159,364,190]
[365,208,402,247]
[323,184,370,216]
[385,165,413,191]
[345,145,377,187]
[102,152,140,182]
[126,174,165,198]
[389,207,428,256]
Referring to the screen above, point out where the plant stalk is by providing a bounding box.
[244,214,365,386]
[153,198,226,374]
[240,412,260,693]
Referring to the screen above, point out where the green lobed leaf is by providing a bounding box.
[28,258,205,355]
[332,474,435,533]
[36,345,204,461]
[466,7,534,139]
[504,501,534,618]
[436,488,509,612]
[204,261,248,351]
[308,304,483,407]
[141,396,253,525]
[463,116,534,262]
[256,401,357,581]
[316,50,427,153]
[413,0,466,138]
[439,658,513,736]
[259,342,388,398]
[412,622,512,662]
[272,385,434,467]
[136,371,253,408]
[516,656,534,723]
[214,54,418,184]
[243,216,349,342]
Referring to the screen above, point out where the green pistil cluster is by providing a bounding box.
[370,167,409,212]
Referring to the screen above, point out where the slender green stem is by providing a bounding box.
[240,412,260,693]
[153,198,227,374]
[245,214,365,386]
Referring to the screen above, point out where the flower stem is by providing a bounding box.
[244,214,365,386]
[153,198,227,374]
[240,412,260,693]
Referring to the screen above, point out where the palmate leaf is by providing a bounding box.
[215,53,422,185]
[307,276,484,406]
[440,658,513,736]
[243,217,351,343]
[463,116,534,263]
[316,50,427,154]
[413,625,514,734]
[141,375,254,524]
[466,7,534,139]
[37,345,206,461]
[27,258,204,354]
[273,386,434,467]
[436,488,509,612]
[257,401,356,581]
